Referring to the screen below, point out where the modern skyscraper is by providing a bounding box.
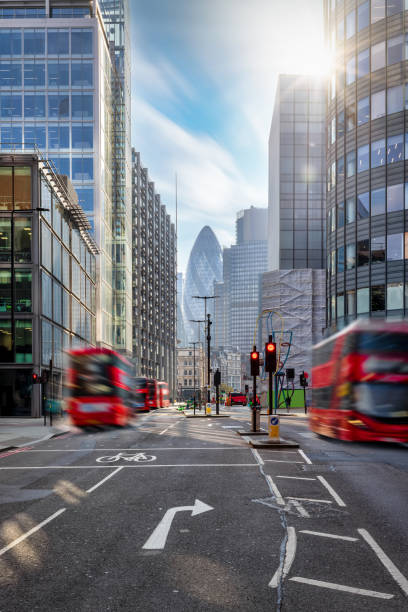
[131,151,176,395]
[221,207,268,354]
[268,75,326,271]
[325,0,408,331]
[183,226,222,343]
[0,0,131,352]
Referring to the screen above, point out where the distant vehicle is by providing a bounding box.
[134,378,158,412]
[310,320,408,443]
[66,348,133,427]
[225,392,247,406]
[158,381,170,407]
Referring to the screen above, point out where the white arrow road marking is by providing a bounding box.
[142,499,214,550]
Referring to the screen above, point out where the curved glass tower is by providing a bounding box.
[326,0,408,332]
[183,226,223,343]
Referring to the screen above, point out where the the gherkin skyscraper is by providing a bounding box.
[183,226,223,343]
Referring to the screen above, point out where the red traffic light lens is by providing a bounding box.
[251,352,258,360]
[266,343,276,352]
[304,372,309,379]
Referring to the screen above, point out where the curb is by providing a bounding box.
[0,427,70,453]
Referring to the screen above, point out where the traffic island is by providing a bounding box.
[248,436,299,449]
[184,413,230,418]
[236,429,268,436]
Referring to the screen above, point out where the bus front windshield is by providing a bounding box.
[69,353,115,397]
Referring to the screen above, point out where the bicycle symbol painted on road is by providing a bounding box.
[96,452,156,463]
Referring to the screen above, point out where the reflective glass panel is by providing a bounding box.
[23,30,45,55]
[48,94,69,118]
[387,35,403,65]
[371,90,385,120]
[357,49,369,78]
[387,233,403,260]
[387,283,403,309]
[47,29,69,55]
[357,144,369,172]
[387,85,403,114]
[0,30,21,55]
[358,2,369,30]
[0,167,12,210]
[48,62,69,87]
[357,192,369,218]
[71,62,93,87]
[0,94,21,117]
[371,0,385,22]
[71,93,93,119]
[357,288,369,313]
[346,243,356,269]
[24,63,44,87]
[346,197,355,223]
[371,236,385,263]
[371,187,385,216]
[0,269,11,312]
[0,320,12,362]
[346,150,355,177]
[14,216,31,262]
[357,96,369,125]
[0,217,11,261]
[24,125,45,149]
[346,10,355,39]
[346,56,355,84]
[371,285,385,311]
[14,166,31,210]
[371,41,385,71]
[387,134,403,163]
[0,61,21,86]
[71,30,92,55]
[24,93,45,117]
[387,183,403,211]
[371,138,386,167]
[15,270,31,312]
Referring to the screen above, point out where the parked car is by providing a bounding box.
[225,392,247,406]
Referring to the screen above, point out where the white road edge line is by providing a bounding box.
[86,466,123,493]
[298,449,312,464]
[317,475,346,507]
[0,508,66,557]
[251,448,264,466]
[287,497,332,504]
[269,526,297,588]
[358,528,408,596]
[289,577,393,599]
[300,530,358,542]
[277,476,316,481]
[266,475,285,506]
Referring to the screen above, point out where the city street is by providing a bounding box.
[0,407,407,611]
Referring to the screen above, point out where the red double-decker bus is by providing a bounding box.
[310,320,408,443]
[134,378,161,411]
[66,348,134,427]
[158,381,170,407]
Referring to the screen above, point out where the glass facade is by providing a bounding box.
[326,0,408,329]
[268,75,326,271]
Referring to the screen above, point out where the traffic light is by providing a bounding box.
[214,369,221,386]
[250,350,260,376]
[32,373,40,384]
[244,384,249,393]
[286,368,295,380]
[300,371,309,387]
[265,342,277,372]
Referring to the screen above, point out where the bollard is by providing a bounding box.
[206,403,212,415]
[268,415,280,439]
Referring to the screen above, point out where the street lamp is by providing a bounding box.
[189,341,201,414]
[189,320,205,408]
[192,296,219,402]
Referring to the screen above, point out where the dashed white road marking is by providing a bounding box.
[317,475,346,507]
[289,577,393,599]
[358,529,408,596]
[0,508,66,557]
[276,475,316,481]
[86,466,123,493]
[287,497,332,504]
[290,500,310,518]
[300,530,358,542]
[264,459,305,464]
[265,475,285,506]
[269,527,297,588]
[298,449,312,464]
[159,421,180,435]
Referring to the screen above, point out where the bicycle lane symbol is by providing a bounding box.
[96,452,157,464]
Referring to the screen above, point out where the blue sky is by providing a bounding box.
[130,0,326,273]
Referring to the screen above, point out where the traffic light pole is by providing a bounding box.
[252,373,257,431]
[207,313,212,404]
[268,334,273,416]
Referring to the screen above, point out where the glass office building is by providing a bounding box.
[0,1,118,349]
[0,153,97,416]
[326,0,408,331]
[268,74,326,271]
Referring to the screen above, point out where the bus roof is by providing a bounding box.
[314,318,408,350]
[68,346,132,367]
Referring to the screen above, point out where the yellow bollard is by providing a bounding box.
[206,404,212,415]
[269,415,280,439]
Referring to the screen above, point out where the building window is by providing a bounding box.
[0,320,12,362]
[23,29,45,55]
[371,90,385,120]
[346,10,355,39]
[371,236,385,263]
[371,41,386,71]
[346,243,356,269]
[346,56,356,84]
[14,216,31,262]
[387,233,403,260]
[346,150,355,177]
[15,319,32,363]
[357,49,369,78]
[47,29,69,55]
[387,283,403,309]
[387,35,404,65]
[371,187,385,216]
[347,289,356,315]
[48,94,69,118]
[337,246,345,273]
[357,239,370,267]
[358,2,369,31]
[371,285,385,312]
[0,94,21,118]
[71,29,93,56]
[346,197,355,224]
[357,192,369,219]
[15,270,31,312]
[14,167,31,210]
[0,30,22,56]
[346,103,356,130]
[357,288,369,314]
[0,269,11,312]
[388,85,403,114]
[357,144,369,172]
[372,0,385,23]
[387,183,403,212]
[337,201,345,228]
[387,134,403,164]
[371,138,386,168]
[387,0,403,16]
[48,62,69,87]
[357,96,369,125]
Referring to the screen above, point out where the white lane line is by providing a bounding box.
[317,476,346,507]
[300,530,358,542]
[276,475,316,481]
[251,448,264,466]
[19,447,250,452]
[0,463,260,469]
[289,577,393,599]
[266,475,285,506]
[264,460,305,464]
[269,526,297,588]
[290,500,310,518]
[298,449,312,464]
[86,466,123,493]
[287,497,332,504]
[0,508,66,557]
[358,529,408,596]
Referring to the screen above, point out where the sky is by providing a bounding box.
[130,0,327,273]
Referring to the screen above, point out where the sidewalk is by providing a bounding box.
[0,417,71,452]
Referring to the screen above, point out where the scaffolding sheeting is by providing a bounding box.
[261,269,325,377]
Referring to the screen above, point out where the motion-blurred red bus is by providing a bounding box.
[134,378,161,411]
[310,320,408,442]
[158,381,170,407]
[66,348,134,427]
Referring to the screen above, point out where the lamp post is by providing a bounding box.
[189,341,200,415]
[192,295,219,403]
[189,319,205,409]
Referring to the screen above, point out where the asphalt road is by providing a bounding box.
[0,407,407,611]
